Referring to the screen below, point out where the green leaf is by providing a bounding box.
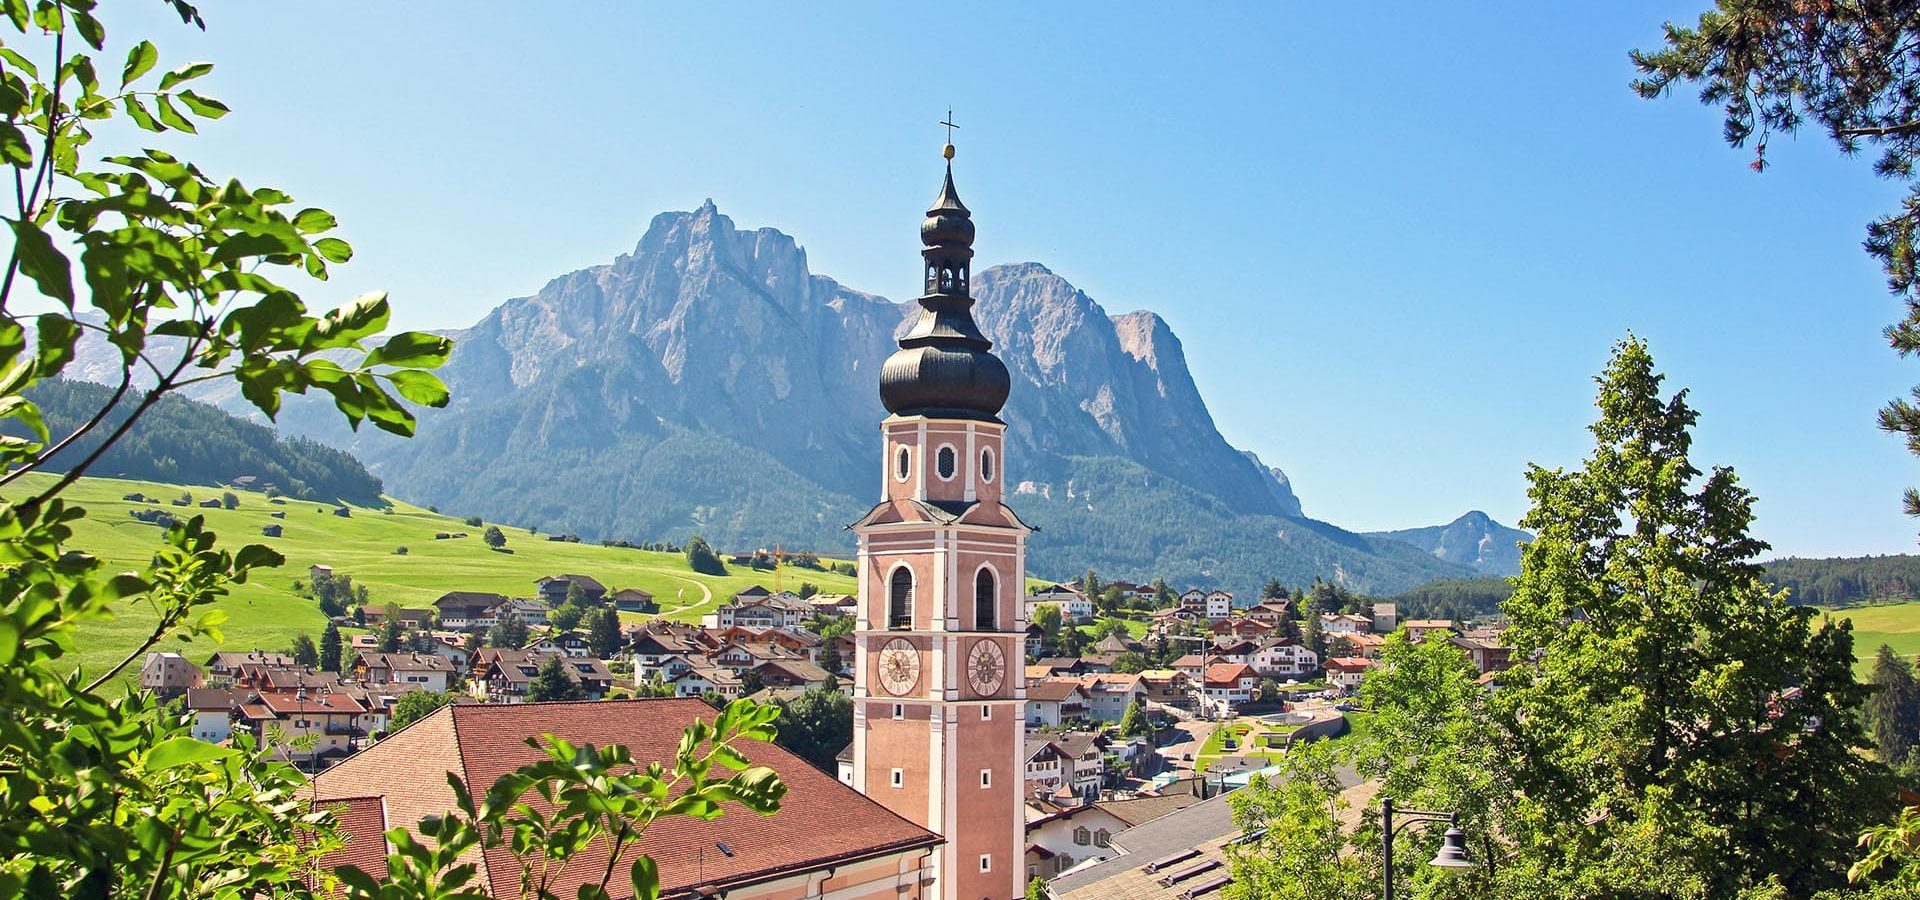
[313,237,352,264]
[0,122,30,167]
[157,62,212,91]
[123,96,162,132]
[366,331,452,369]
[630,854,660,900]
[175,89,228,120]
[153,94,195,133]
[34,313,77,376]
[0,47,37,79]
[291,207,336,235]
[144,736,237,772]
[6,219,74,306]
[383,369,450,407]
[121,40,157,88]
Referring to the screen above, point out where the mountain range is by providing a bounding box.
[1365,510,1530,577]
[72,201,1503,595]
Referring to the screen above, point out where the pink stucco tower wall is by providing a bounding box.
[851,143,1028,900]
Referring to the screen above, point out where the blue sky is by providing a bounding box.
[104,2,1918,557]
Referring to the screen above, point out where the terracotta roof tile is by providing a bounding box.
[315,698,937,899]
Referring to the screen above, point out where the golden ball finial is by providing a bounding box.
[943,143,955,160]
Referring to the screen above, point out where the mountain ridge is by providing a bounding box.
[68,202,1472,595]
[1366,510,1531,576]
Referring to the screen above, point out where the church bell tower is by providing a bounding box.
[851,138,1028,900]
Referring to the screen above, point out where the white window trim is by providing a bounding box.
[980,445,996,484]
[979,854,992,873]
[893,703,905,720]
[981,704,992,720]
[890,768,904,788]
[894,445,911,483]
[934,443,959,482]
[980,768,992,788]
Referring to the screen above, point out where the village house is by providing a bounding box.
[1052,731,1111,797]
[1403,618,1459,642]
[186,687,244,744]
[202,650,295,686]
[431,591,508,631]
[1028,583,1094,623]
[525,630,593,658]
[140,651,203,697]
[1202,663,1260,710]
[712,591,813,629]
[1325,656,1375,693]
[1137,669,1193,708]
[1319,613,1374,635]
[1335,631,1386,660]
[357,651,455,693]
[1024,737,1070,794]
[1372,602,1399,633]
[1024,794,1201,883]
[237,689,372,770]
[1026,680,1091,727]
[1451,631,1513,674]
[1248,638,1319,679]
[1244,599,1293,626]
[610,587,656,613]
[1203,590,1234,620]
[472,649,613,702]
[311,700,943,900]
[426,634,472,668]
[1068,673,1147,724]
[495,597,550,627]
[535,573,607,606]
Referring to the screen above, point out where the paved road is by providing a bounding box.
[1156,719,1218,774]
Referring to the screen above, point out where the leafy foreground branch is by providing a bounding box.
[0,2,788,898]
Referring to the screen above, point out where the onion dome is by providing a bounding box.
[880,144,1010,421]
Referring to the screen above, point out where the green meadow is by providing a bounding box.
[3,473,859,680]
[1825,601,1920,677]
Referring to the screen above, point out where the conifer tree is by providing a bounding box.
[378,610,404,653]
[290,633,318,668]
[1868,644,1920,769]
[525,656,584,702]
[320,622,343,673]
[588,607,623,659]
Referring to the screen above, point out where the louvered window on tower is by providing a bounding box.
[889,568,914,630]
[975,568,997,630]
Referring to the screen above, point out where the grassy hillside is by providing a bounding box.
[2,473,858,680]
[1833,602,1920,677]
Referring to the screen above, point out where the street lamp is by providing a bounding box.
[1380,797,1477,900]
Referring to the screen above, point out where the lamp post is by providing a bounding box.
[1379,796,1477,900]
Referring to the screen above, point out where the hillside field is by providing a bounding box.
[2,473,859,680]
[1832,602,1920,676]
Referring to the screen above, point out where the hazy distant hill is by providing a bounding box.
[20,379,385,505]
[69,203,1473,595]
[1367,510,1531,576]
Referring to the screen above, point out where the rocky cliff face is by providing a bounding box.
[1366,510,1530,577]
[104,203,1469,594]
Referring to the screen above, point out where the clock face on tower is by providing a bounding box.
[967,639,1006,695]
[878,638,921,696]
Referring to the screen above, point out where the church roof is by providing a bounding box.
[313,699,940,899]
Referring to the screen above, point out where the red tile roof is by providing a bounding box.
[314,698,938,899]
[309,795,389,892]
[1203,663,1258,686]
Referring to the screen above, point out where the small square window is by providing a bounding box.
[890,768,904,789]
[980,769,992,788]
[979,854,992,873]
[893,703,905,720]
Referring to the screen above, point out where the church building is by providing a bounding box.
[849,139,1030,900]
